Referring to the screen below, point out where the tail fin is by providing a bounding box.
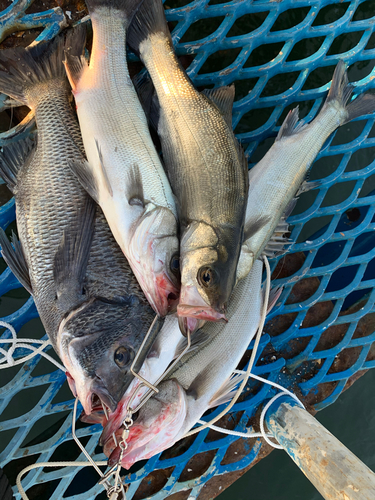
[327,60,375,124]
[0,34,67,105]
[64,24,88,92]
[85,0,145,22]
[127,0,171,57]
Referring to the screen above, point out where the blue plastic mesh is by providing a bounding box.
[1,0,375,498]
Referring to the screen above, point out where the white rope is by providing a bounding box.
[0,320,65,372]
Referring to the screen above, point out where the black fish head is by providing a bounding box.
[58,296,161,414]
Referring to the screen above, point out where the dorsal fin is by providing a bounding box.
[276,106,306,141]
[0,137,35,193]
[202,85,235,128]
[0,229,32,294]
[174,328,210,359]
[208,372,246,409]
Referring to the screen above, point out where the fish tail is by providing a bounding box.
[327,60,375,125]
[127,0,171,57]
[85,0,145,23]
[0,34,67,106]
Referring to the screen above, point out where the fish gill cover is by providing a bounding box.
[0,0,375,499]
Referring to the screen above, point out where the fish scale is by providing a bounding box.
[0,35,158,415]
[65,3,179,317]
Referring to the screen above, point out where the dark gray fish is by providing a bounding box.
[0,34,160,414]
[127,0,249,335]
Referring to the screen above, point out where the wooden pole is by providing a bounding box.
[265,397,375,500]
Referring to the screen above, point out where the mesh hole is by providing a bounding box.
[352,0,375,21]
[302,64,336,91]
[345,147,375,172]
[179,450,217,481]
[321,180,357,208]
[292,189,319,216]
[287,36,325,62]
[0,384,49,421]
[235,107,274,134]
[233,78,258,101]
[199,47,241,74]
[327,31,365,56]
[179,17,224,43]
[326,264,359,293]
[347,59,375,82]
[133,467,175,500]
[0,428,17,454]
[296,214,333,243]
[0,289,30,317]
[358,173,375,198]
[271,7,311,32]
[227,12,268,38]
[165,0,193,8]
[21,412,70,447]
[365,32,375,50]
[51,379,74,405]
[330,120,367,147]
[312,242,346,268]
[314,323,349,352]
[63,462,102,497]
[244,42,284,68]
[363,256,375,281]
[312,2,350,26]
[349,230,375,258]
[46,436,90,473]
[260,71,300,97]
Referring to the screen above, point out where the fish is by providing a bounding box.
[89,314,208,445]
[127,0,249,334]
[63,1,179,318]
[101,259,265,467]
[236,60,375,281]
[0,35,162,415]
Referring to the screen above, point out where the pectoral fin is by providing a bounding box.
[53,197,96,305]
[68,159,99,204]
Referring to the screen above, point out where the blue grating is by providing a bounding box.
[1,0,375,498]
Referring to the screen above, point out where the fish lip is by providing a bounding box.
[177,304,228,323]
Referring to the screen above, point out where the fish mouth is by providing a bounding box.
[177,304,227,335]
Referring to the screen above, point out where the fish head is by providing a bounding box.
[58,296,158,414]
[102,379,188,469]
[129,205,180,316]
[177,222,235,334]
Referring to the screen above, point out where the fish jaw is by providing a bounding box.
[126,205,180,316]
[177,285,227,334]
[105,380,187,468]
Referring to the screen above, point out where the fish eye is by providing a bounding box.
[170,253,180,274]
[114,346,131,368]
[198,267,217,288]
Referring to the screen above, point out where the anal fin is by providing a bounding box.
[0,228,32,294]
[208,372,246,409]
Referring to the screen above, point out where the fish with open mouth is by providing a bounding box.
[101,259,264,467]
[63,0,179,317]
[127,0,249,334]
[0,34,162,415]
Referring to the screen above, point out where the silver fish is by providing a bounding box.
[64,0,179,317]
[236,61,375,281]
[0,36,161,414]
[127,0,249,334]
[102,259,264,467]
